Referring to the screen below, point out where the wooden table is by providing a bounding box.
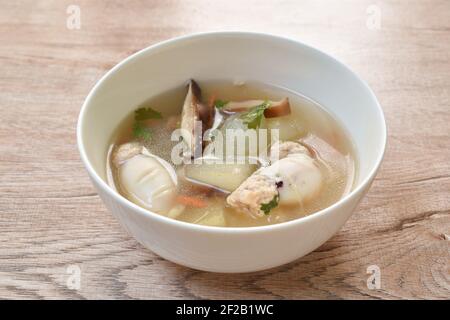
[1,0,449,300]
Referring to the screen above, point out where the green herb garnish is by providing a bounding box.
[134,107,162,121]
[260,194,279,215]
[214,99,229,109]
[132,121,152,141]
[131,107,162,142]
[240,101,271,129]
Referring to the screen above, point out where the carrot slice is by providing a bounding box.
[176,195,207,208]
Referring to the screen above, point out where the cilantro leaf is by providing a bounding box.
[214,99,229,109]
[260,194,279,215]
[135,107,162,121]
[240,101,271,129]
[132,121,152,141]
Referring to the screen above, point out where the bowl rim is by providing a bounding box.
[77,31,387,234]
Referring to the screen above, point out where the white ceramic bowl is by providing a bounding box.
[77,32,386,273]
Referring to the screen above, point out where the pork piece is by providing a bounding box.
[226,174,279,218]
[226,140,323,217]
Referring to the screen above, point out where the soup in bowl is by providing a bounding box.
[78,32,386,272]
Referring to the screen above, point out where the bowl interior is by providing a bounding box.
[79,33,385,195]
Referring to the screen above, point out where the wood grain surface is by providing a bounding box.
[0,0,449,299]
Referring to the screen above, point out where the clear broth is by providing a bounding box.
[107,80,357,227]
